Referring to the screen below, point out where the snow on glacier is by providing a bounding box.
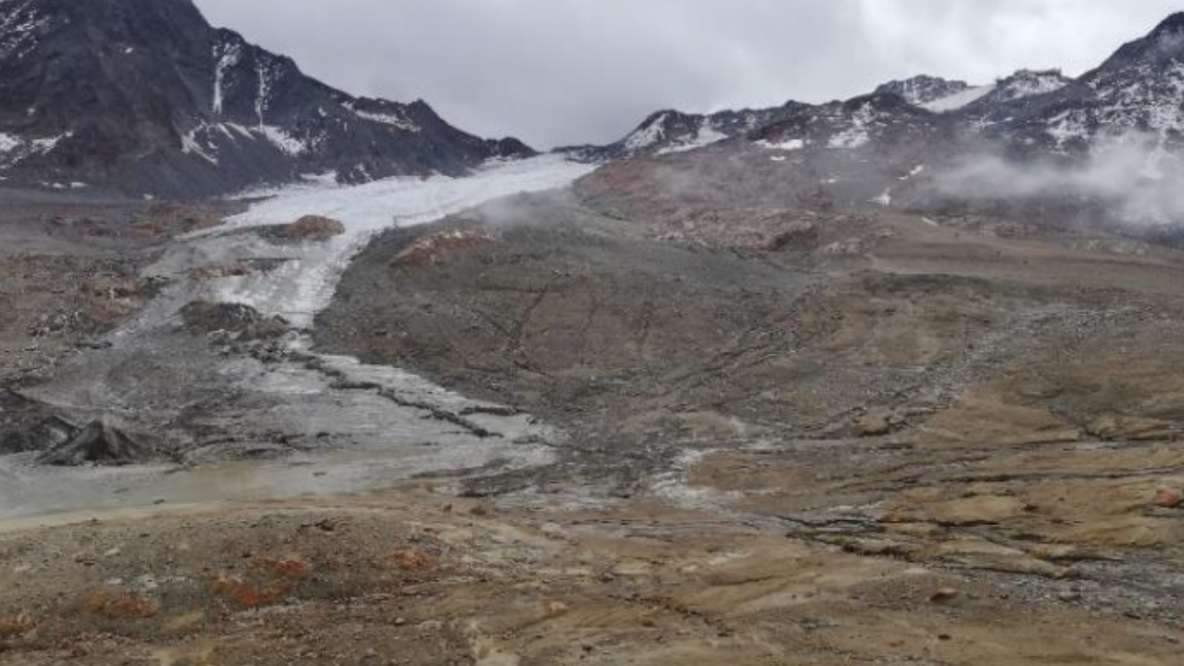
[214,154,596,327]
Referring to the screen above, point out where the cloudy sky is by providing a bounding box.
[193,0,1182,149]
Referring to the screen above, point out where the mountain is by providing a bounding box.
[875,70,1073,115]
[560,102,810,161]
[961,69,1073,110]
[566,68,1073,164]
[578,12,1184,231]
[980,13,1184,154]
[0,0,534,197]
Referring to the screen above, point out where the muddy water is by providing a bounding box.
[2,156,594,520]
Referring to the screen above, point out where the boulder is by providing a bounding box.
[179,301,289,340]
[280,216,346,242]
[856,411,894,437]
[0,390,75,454]
[36,418,154,466]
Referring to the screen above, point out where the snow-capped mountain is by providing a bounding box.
[878,70,1073,115]
[0,0,534,197]
[561,102,810,161]
[751,94,956,153]
[964,69,1073,109]
[580,12,1184,230]
[986,13,1184,154]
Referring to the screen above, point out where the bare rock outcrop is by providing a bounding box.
[36,417,155,466]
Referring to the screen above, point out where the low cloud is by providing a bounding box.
[932,135,1184,225]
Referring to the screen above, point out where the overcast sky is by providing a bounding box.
[193,0,1183,149]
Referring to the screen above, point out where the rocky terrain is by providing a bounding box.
[4,168,1182,664]
[3,5,1184,666]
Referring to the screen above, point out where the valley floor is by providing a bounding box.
[3,165,1184,664]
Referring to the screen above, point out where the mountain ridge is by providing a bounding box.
[0,0,534,197]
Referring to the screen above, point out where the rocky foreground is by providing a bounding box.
[2,163,1184,664]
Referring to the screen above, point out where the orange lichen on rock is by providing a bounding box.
[212,573,290,608]
[212,555,310,608]
[0,614,35,639]
[253,556,311,581]
[83,589,158,619]
[388,549,439,572]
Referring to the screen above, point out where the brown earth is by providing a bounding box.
[2,487,1182,666]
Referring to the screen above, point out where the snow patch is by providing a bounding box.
[829,104,875,149]
[258,125,310,156]
[900,164,925,180]
[869,188,892,206]
[758,138,805,151]
[923,84,996,112]
[344,102,419,133]
[625,113,668,152]
[212,40,242,116]
[995,70,1069,102]
[0,133,20,155]
[0,131,71,166]
[181,127,219,165]
[31,132,69,154]
[0,0,51,60]
[656,119,728,155]
[1046,110,1090,149]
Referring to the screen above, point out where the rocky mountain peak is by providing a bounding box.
[874,76,971,106]
[990,69,1073,102]
[0,0,534,197]
[1150,11,1184,38]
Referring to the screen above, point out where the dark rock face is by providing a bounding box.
[36,417,155,466]
[0,0,534,197]
[0,389,73,454]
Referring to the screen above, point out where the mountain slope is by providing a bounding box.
[0,0,533,197]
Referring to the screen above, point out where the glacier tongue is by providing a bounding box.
[213,155,595,328]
